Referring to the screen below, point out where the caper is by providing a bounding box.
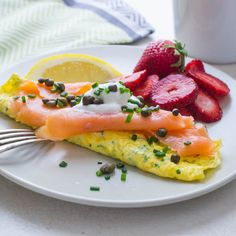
[67,95,76,102]
[100,163,115,174]
[170,154,180,164]
[82,95,95,105]
[70,100,77,107]
[172,108,179,116]
[46,100,57,107]
[60,91,68,97]
[93,98,104,105]
[116,162,124,169]
[57,82,65,92]
[138,102,145,108]
[108,84,118,92]
[38,78,46,84]
[156,128,168,137]
[57,97,67,106]
[141,108,152,117]
[137,95,144,103]
[45,79,54,87]
[42,98,50,105]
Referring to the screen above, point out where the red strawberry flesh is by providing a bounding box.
[150,74,198,110]
[187,89,222,123]
[112,70,147,90]
[133,74,159,99]
[186,59,230,97]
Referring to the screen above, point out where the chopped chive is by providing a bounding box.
[13,96,20,100]
[131,134,138,141]
[121,167,127,174]
[116,162,124,169]
[97,161,103,164]
[59,161,68,168]
[104,87,110,94]
[184,141,192,146]
[90,186,100,191]
[96,170,103,177]
[128,99,140,106]
[153,150,166,158]
[176,169,181,174]
[27,94,36,99]
[119,87,130,94]
[105,176,110,180]
[162,146,170,153]
[21,96,26,103]
[60,91,68,97]
[125,112,133,123]
[92,82,99,89]
[147,136,158,145]
[121,173,126,182]
[119,81,124,85]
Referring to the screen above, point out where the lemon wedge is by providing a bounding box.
[25,54,122,83]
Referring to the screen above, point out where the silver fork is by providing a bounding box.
[0,129,47,153]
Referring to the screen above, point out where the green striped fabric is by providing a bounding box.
[0,0,153,71]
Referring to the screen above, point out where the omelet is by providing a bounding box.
[0,74,221,181]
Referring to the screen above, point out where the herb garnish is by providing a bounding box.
[59,161,68,168]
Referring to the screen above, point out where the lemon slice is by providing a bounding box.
[25,54,122,83]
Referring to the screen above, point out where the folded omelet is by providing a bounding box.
[0,74,221,181]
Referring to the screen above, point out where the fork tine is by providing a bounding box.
[0,129,33,134]
[0,136,37,145]
[0,138,47,153]
[0,132,35,140]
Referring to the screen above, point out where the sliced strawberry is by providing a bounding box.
[187,89,222,123]
[186,59,230,97]
[150,74,198,110]
[133,74,159,99]
[178,107,191,116]
[112,70,147,90]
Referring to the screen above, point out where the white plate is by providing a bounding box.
[0,46,235,208]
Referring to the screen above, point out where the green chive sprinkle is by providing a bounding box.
[176,169,181,174]
[104,87,110,94]
[121,167,127,174]
[105,176,110,181]
[119,87,130,94]
[92,82,99,89]
[27,94,36,99]
[128,99,140,105]
[184,141,192,146]
[147,136,158,145]
[90,186,100,191]
[116,162,124,169]
[125,112,133,123]
[21,96,26,103]
[59,161,68,168]
[131,134,138,141]
[119,81,124,85]
[121,173,126,182]
[162,146,170,153]
[96,170,103,177]
[153,150,166,158]
[97,161,103,164]
[13,96,20,100]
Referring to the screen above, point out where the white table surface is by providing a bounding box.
[1,1,236,235]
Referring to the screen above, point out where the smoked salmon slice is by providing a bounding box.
[36,108,194,140]
[146,124,215,157]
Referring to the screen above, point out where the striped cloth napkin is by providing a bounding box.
[0,0,154,70]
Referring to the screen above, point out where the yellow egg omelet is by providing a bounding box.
[0,74,221,181]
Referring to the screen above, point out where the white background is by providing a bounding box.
[1,0,236,235]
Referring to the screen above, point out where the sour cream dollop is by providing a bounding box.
[75,82,142,113]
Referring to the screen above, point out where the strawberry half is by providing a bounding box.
[133,74,159,100]
[150,74,198,110]
[185,59,230,97]
[187,89,223,123]
[134,40,188,78]
[112,70,147,90]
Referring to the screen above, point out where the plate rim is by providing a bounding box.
[0,45,235,208]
